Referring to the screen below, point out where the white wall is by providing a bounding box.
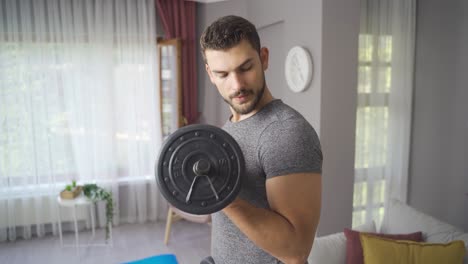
[196,0,360,235]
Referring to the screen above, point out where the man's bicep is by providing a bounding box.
[266,173,322,238]
[258,119,322,178]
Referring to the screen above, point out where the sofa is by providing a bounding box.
[308,199,468,264]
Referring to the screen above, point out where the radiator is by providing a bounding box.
[0,194,90,229]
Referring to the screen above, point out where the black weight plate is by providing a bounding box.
[156,124,244,215]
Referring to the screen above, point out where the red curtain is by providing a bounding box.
[156,0,199,125]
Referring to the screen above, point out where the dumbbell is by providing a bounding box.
[155,124,245,215]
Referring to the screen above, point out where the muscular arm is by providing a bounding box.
[222,172,321,264]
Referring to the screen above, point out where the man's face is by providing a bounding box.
[204,39,268,115]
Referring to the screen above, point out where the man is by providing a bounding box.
[200,15,322,264]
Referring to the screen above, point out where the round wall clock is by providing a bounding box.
[284,46,313,93]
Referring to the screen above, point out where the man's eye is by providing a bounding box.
[218,73,228,78]
[240,65,252,72]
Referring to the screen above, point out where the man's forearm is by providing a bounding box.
[223,199,313,263]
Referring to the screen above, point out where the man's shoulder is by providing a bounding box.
[257,102,323,177]
[259,103,320,146]
[222,100,314,138]
[259,116,316,145]
[271,100,312,124]
[264,103,313,131]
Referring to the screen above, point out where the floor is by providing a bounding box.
[0,220,211,264]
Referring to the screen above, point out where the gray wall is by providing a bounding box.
[319,0,359,235]
[196,0,360,236]
[197,0,323,131]
[196,0,468,235]
[197,0,247,127]
[409,0,468,231]
[452,0,468,231]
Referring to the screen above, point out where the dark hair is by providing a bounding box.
[200,15,261,63]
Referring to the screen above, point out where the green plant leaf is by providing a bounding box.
[82,183,113,242]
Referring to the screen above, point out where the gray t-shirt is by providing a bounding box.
[211,99,323,264]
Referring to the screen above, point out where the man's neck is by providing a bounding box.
[230,88,274,122]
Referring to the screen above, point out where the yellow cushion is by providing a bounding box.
[360,233,466,264]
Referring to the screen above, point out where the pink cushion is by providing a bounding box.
[344,228,423,264]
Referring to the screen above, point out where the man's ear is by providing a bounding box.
[205,63,215,84]
[260,47,269,71]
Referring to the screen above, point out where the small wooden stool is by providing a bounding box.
[164,205,211,245]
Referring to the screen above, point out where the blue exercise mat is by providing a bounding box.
[123,254,178,264]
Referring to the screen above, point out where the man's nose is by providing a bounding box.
[230,72,244,92]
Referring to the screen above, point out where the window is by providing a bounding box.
[353,34,393,227]
[0,41,159,186]
[1,42,76,184]
[157,38,184,138]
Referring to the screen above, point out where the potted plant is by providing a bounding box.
[60,180,82,199]
[82,184,114,243]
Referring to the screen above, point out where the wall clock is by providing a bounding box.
[284,46,313,93]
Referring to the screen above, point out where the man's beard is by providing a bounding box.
[223,76,266,115]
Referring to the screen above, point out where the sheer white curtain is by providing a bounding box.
[0,0,163,241]
[353,0,416,227]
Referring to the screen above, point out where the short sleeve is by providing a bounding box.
[257,118,322,179]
